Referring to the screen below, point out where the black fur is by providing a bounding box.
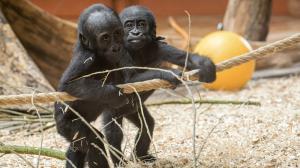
[54,4,130,168]
[54,4,182,168]
[120,5,216,83]
[103,5,217,164]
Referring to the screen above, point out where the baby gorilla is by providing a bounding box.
[54,4,130,168]
[55,4,181,168]
[103,5,217,163]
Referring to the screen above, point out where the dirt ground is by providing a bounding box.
[0,74,300,168]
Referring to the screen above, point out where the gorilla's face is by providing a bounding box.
[120,6,156,51]
[79,11,125,64]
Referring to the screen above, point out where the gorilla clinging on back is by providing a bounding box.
[54,4,181,168]
[54,4,130,168]
[106,5,217,163]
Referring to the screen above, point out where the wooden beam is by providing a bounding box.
[223,0,272,41]
[0,8,53,109]
[0,0,77,87]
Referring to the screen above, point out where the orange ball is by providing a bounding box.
[194,31,255,90]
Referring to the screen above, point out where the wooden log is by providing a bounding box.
[221,0,298,70]
[223,0,272,41]
[0,0,77,87]
[0,8,53,99]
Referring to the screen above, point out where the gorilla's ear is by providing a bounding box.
[79,33,92,50]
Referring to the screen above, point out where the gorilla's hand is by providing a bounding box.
[160,69,182,88]
[104,85,129,109]
[196,57,216,83]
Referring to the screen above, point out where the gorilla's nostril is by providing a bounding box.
[132,31,141,36]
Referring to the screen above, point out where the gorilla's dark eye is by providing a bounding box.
[125,22,134,28]
[102,34,110,41]
[138,21,146,27]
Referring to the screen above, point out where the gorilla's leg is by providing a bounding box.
[86,133,109,168]
[125,105,156,162]
[65,146,85,168]
[102,111,125,166]
[55,104,109,168]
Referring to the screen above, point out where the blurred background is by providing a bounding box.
[29,0,299,43]
[1,0,300,87]
[30,0,292,20]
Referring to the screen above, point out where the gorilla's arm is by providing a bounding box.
[126,69,181,86]
[58,47,128,106]
[157,42,216,83]
[119,52,181,86]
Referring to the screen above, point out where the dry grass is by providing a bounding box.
[1,75,300,167]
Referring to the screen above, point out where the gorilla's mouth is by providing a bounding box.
[127,35,146,44]
[128,39,142,43]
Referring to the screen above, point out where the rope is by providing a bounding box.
[1,33,300,106]
[216,33,300,71]
[0,92,76,106]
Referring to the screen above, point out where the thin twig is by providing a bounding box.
[181,11,191,77]
[181,10,197,168]
[0,118,53,122]
[0,144,65,160]
[129,85,158,159]
[195,117,223,166]
[168,16,189,49]
[0,142,45,168]
[145,99,261,106]
[31,90,44,168]
[0,108,34,117]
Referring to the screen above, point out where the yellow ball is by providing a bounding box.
[194,31,255,90]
